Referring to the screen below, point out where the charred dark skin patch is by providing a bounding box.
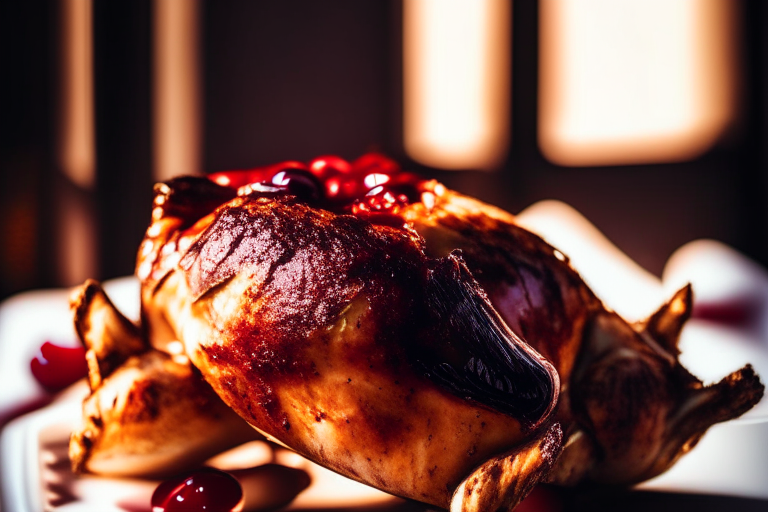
[431,213,588,372]
[418,253,558,427]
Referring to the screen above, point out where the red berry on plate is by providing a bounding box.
[30,342,88,391]
[151,468,244,512]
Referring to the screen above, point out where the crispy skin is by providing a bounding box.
[69,281,259,477]
[140,186,560,509]
[451,423,562,512]
[403,190,765,484]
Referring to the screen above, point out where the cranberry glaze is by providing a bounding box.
[207,153,434,227]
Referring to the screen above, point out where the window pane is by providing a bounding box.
[404,0,510,170]
[539,0,737,166]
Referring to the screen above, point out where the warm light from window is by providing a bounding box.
[403,0,510,170]
[153,0,202,180]
[59,0,95,189]
[539,0,737,166]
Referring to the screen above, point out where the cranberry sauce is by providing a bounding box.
[692,298,761,328]
[151,468,244,512]
[30,341,88,391]
[208,153,434,225]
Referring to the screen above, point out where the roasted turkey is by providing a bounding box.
[70,154,764,512]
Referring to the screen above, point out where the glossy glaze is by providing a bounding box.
[207,153,431,222]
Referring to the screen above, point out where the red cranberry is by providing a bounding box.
[271,169,322,202]
[516,485,564,512]
[325,176,366,203]
[351,153,400,176]
[208,169,268,189]
[352,186,409,215]
[151,468,243,512]
[30,342,87,391]
[308,155,351,179]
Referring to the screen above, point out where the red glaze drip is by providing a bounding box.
[693,299,760,327]
[151,468,243,512]
[30,342,87,391]
[207,153,431,225]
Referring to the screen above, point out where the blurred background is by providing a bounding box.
[1,0,767,301]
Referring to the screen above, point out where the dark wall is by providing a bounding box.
[0,0,55,298]
[203,0,398,170]
[92,0,153,279]
[1,0,767,300]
